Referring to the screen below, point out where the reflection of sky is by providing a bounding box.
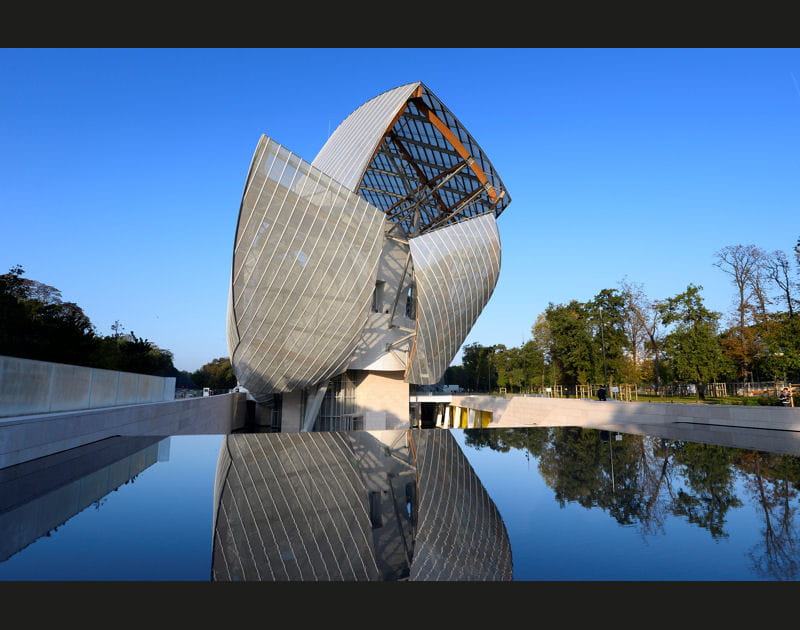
[452,429,780,581]
[0,431,793,581]
[0,435,224,581]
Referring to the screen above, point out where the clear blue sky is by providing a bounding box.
[2,48,799,373]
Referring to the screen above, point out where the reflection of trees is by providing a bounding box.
[604,431,647,526]
[737,452,800,580]
[464,427,550,458]
[539,428,604,510]
[671,442,742,539]
[538,429,649,526]
[637,438,678,539]
[464,427,800,578]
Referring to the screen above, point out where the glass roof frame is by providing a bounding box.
[355,87,510,239]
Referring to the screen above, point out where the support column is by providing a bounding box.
[301,382,328,432]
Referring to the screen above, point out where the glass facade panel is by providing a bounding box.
[228,137,387,401]
[406,213,501,384]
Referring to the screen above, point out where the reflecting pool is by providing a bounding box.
[1,424,799,581]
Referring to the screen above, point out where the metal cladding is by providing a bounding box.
[406,213,501,384]
[228,82,510,400]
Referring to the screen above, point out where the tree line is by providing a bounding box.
[0,265,236,389]
[446,239,800,399]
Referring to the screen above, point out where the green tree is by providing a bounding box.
[492,345,525,392]
[587,288,628,387]
[658,285,731,399]
[443,364,470,390]
[93,330,177,376]
[543,301,587,387]
[520,337,547,391]
[714,244,768,380]
[461,343,496,392]
[192,357,237,390]
[0,265,98,366]
[750,312,800,383]
[530,314,558,388]
[541,290,630,390]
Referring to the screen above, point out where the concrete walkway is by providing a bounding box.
[0,393,248,469]
[449,394,800,433]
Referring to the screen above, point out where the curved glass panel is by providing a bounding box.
[406,213,501,384]
[228,136,386,401]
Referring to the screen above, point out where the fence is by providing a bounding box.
[651,381,795,399]
[520,381,796,406]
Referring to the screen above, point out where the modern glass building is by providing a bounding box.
[226,82,511,432]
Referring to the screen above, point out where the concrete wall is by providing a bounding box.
[355,370,410,430]
[0,355,176,418]
[0,392,248,469]
[450,394,800,432]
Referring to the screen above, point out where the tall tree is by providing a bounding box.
[657,285,730,399]
[619,278,667,393]
[543,300,595,387]
[461,343,496,391]
[520,337,547,391]
[714,244,768,380]
[587,288,628,387]
[530,314,557,387]
[491,344,525,392]
[618,278,648,382]
[0,265,98,366]
[764,249,797,317]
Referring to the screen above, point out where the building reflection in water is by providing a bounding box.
[211,429,513,581]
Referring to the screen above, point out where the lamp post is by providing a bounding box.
[774,351,786,385]
[599,306,608,388]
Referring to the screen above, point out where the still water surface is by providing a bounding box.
[1,425,798,581]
